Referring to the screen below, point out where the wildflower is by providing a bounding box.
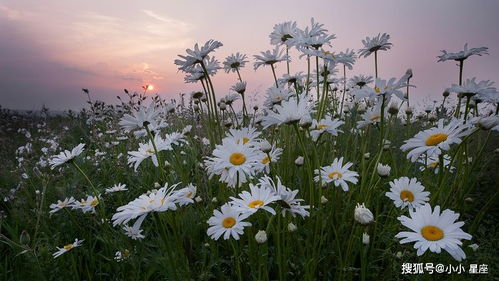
[253,46,289,70]
[310,115,344,141]
[105,183,127,194]
[448,78,497,99]
[477,115,499,131]
[259,176,310,218]
[230,184,280,215]
[204,139,261,188]
[49,197,75,214]
[262,94,315,128]
[294,156,304,166]
[358,33,392,58]
[437,43,488,62]
[263,86,293,108]
[226,127,261,146]
[255,230,268,244]
[258,140,272,153]
[223,53,248,73]
[207,203,251,240]
[174,40,223,72]
[118,103,161,132]
[173,183,197,206]
[362,233,370,245]
[357,103,384,128]
[314,157,359,191]
[395,204,472,261]
[123,214,146,240]
[288,222,298,232]
[354,203,374,224]
[376,163,391,177]
[401,118,474,162]
[468,244,479,252]
[386,177,430,210]
[72,195,100,214]
[53,239,84,258]
[269,21,299,46]
[417,154,454,174]
[320,196,329,204]
[49,143,85,169]
[349,75,374,88]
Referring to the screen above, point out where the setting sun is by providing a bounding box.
[147,85,154,90]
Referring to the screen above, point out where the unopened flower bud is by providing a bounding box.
[362,232,370,245]
[377,163,391,177]
[354,203,374,225]
[321,196,328,204]
[255,230,267,244]
[294,156,304,166]
[287,222,297,232]
[259,140,272,153]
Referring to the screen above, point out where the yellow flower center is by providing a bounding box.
[90,199,99,206]
[317,124,328,130]
[328,171,343,179]
[428,161,439,167]
[146,148,154,154]
[222,217,236,228]
[375,87,381,93]
[370,115,381,121]
[63,244,74,250]
[425,133,448,146]
[421,225,444,241]
[187,192,193,198]
[236,137,250,145]
[261,156,270,164]
[399,190,414,202]
[230,153,246,165]
[248,200,264,209]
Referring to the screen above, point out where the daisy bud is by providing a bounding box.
[164,160,171,168]
[428,114,437,122]
[320,196,328,204]
[477,116,499,130]
[35,190,41,195]
[224,121,232,128]
[299,116,312,128]
[255,230,268,244]
[204,243,210,248]
[294,156,304,166]
[468,243,479,252]
[201,96,207,102]
[253,105,259,111]
[192,91,204,99]
[405,68,413,79]
[395,251,403,259]
[377,163,391,177]
[354,203,374,225]
[464,197,473,203]
[363,153,370,159]
[287,222,297,232]
[219,102,227,111]
[259,140,272,153]
[405,107,413,115]
[362,232,370,245]
[211,197,218,203]
[195,196,203,203]
[469,100,476,109]
[442,89,450,97]
[388,103,399,115]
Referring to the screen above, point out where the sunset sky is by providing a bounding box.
[1,0,498,110]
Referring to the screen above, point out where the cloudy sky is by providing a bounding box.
[1,0,498,110]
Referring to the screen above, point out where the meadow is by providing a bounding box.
[1,19,498,280]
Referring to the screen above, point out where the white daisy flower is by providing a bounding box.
[437,43,488,62]
[349,74,374,88]
[263,86,294,108]
[123,213,147,240]
[49,197,75,214]
[262,94,315,128]
[310,115,344,141]
[386,177,430,210]
[207,203,251,240]
[449,77,497,99]
[204,139,261,188]
[395,204,472,261]
[226,126,261,146]
[49,143,85,169]
[105,183,128,194]
[358,33,392,58]
[269,21,299,46]
[53,238,84,258]
[314,157,359,191]
[223,52,248,73]
[230,184,280,215]
[417,154,454,174]
[258,176,310,218]
[118,103,161,133]
[400,118,474,162]
[112,183,179,227]
[253,46,290,70]
[356,103,384,129]
[354,203,374,224]
[174,40,223,72]
[173,183,197,206]
[257,146,283,174]
[72,195,100,214]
